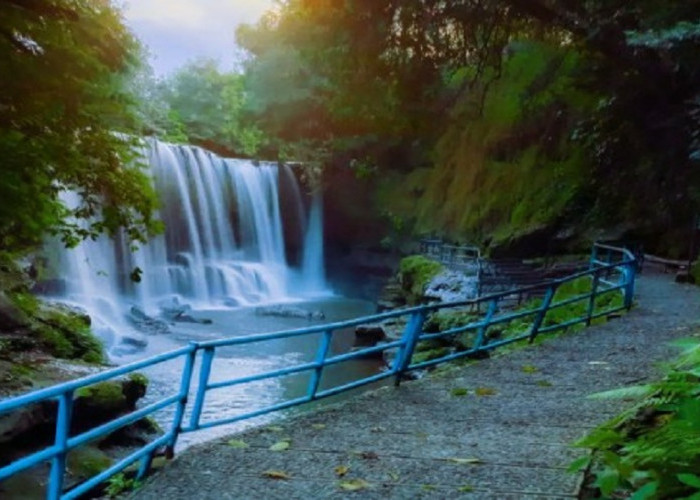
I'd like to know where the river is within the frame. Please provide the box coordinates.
[115,296,384,450]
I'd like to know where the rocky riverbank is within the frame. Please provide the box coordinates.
[353,254,481,369]
[0,256,159,499]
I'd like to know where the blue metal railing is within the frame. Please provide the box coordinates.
[0,243,636,499]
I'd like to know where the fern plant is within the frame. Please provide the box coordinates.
[573,338,700,499]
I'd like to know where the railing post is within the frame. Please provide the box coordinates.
[188,346,215,431]
[586,271,600,326]
[529,286,555,343]
[160,345,197,463]
[589,244,598,270]
[48,391,73,500]
[473,299,497,351]
[393,310,426,386]
[307,330,333,400]
[623,263,636,310]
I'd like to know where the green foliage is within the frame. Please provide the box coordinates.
[0,0,161,252]
[398,256,444,305]
[575,338,700,499]
[159,59,265,156]
[105,472,142,498]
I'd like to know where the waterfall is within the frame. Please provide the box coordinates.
[49,140,330,347]
[301,191,327,294]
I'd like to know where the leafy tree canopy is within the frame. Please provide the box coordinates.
[0,0,160,251]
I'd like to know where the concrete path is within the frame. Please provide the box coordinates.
[132,273,700,499]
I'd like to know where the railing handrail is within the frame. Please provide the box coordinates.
[0,244,637,499]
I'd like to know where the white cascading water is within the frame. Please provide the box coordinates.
[52,140,329,349]
[301,191,327,294]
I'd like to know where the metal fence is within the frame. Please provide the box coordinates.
[0,243,636,499]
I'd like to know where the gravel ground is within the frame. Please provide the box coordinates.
[131,272,700,499]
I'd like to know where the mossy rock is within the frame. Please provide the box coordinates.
[72,374,148,431]
[66,445,113,481]
[34,304,104,364]
[424,310,478,333]
[398,255,444,305]
[411,347,450,364]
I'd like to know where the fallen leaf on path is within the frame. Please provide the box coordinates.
[262,470,291,480]
[458,485,474,492]
[421,484,436,491]
[311,423,326,430]
[227,439,249,449]
[521,364,539,374]
[338,479,371,491]
[475,387,497,396]
[446,457,482,465]
[537,380,553,387]
[269,440,291,451]
[334,465,349,477]
[451,387,469,397]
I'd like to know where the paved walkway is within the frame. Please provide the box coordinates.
[133,273,700,499]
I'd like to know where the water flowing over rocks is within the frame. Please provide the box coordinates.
[424,270,478,303]
[41,140,329,354]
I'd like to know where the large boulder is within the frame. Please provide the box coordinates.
[354,324,388,346]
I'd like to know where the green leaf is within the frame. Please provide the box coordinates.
[567,456,591,473]
[595,469,620,496]
[451,387,469,396]
[227,439,249,449]
[588,385,654,400]
[269,441,291,451]
[521,364,539,374]
[458,485,474,493]
[678,474,700,489]
[446,457,482,465]
[338,479,371,491]
[629,481,658,500]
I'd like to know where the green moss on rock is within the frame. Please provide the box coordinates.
[66,445,113,480]
[35,306,104,363]
[76,381,127,412]
[398,255,444,305]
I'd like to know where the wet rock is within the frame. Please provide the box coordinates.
[223,297,240,307]
[111,335,149,356]
[255,305,325,320]
[157,298,212,324]
[354,324,387,346]
[424,270,478,303]
[129,306,170,334]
